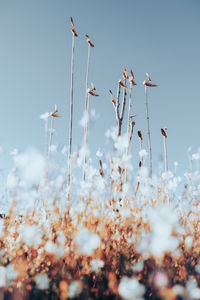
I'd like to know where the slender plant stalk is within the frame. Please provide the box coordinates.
[139,137,143,165]
[115,82,121,137]
[145,85,152,177]
[48,116,55,157]
[45,117,49,157]
[163,137,168,172]
[164,136,168,172]
[67,33,75,186]
[125,121,135,182]
[112,80,127,137]
[85,44,91,111]
[127,82,133,139]
[120,79,127,123]
[83,93,91,180]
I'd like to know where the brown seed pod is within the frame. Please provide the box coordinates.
[87,89,99,96]
[123,66,129,79]
[99,160,103,169]
[70,17,74,27]
[137,130,143,140]
[146,72,151,81]
[70,27,78,37]
[130,70,135,79]
[91,83,96,90]
[86,35,94,47]
[51,113,61,118]
[143,80,157,87]
[161,128,167,138]
[119,80,130,90]
[129,79,137,85]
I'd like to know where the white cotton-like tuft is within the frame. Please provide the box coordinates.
[75,228,100,255]
[147,205,180,258]
[154,272,168,288]
[14,148,46,186]
[40,112,50,121]
[114,134,128,152]
[79,112,87,128]
[118,276,145,300]
[139,149,148,159]
[185,236,193,250]
[96,148,103,158]
[35,273,49,290]
[6,264,18,281]
[22,225,43,247]
[91,259,104,272]
[6,170,18,189]
[0,267,6,287]
[68,281,82,298]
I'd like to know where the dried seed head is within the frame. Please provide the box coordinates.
[70,18,78,37]
[119,80,130,90]
[70,17,74,27]
[87,89,99,96]
[123,66,129,79]
[70,26,78,37]
[130,70,135,79]
[146,72,151,81]
[99,160,103,169]
[86,35,94,47]
[91,83,96,90]
[161,128,167,138]
[137,130,143,140]
[143,80,157,87]
[139,161,142,168]
[51,113,60,118]
[129,79,137,85]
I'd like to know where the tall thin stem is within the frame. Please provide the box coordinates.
[139,138,143,166]
[83,93,91,180]
[67,34,75,186]
[85,44,91,112]
[145,85,152,177]
[127,82,133,139]
[48,116,54,157]
[163,136,168,172]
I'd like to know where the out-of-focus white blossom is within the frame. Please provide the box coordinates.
[40,112,50,121]
[75,228,100,255]
[0,267,6,287]
[14,149,46,186]
[68,281,82,298]
[35,273,49,290]
[118,276,145,300]
[91,259,104,272]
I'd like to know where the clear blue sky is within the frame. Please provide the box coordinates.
[0,0,200,175]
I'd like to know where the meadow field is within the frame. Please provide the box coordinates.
[0,16,200,300]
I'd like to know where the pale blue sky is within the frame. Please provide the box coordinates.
[0,0,200,175]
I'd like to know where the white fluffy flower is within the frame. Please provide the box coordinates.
[40,112,50,121]
[14,148,46,186]
[68,281,82,298]
[0,267,6,287]
[75,228,100,255]
[35,274,49,290]
[118,276,145,300]
[91,259,104,272]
